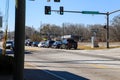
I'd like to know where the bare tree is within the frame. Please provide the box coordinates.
[25,26,35,39]
[111,14,120,41]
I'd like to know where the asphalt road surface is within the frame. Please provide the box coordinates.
[24,47,120,80]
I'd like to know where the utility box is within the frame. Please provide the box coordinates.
[91,36,99,48]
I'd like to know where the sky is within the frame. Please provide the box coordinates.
[0,0,120,31]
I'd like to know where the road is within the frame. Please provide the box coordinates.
[24,47,120,80]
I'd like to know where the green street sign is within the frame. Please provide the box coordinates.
[81,11,100,14]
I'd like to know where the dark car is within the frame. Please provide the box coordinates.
[52,41,62,48]
[6,40,14,50]
[32,42,39,47]
[60,38,78,49]
[44,40,55,48]
[25,41,33,46]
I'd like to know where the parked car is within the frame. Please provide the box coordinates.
[44,40,55,48]
[25,41,33,46]
[38,41,46,47]
[52,41,62,48]
[60,38,78,49]
[6,40,14,50]
[32,42,39,47]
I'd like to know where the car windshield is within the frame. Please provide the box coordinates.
[50,41,55,44]
[62,39,68,44]
[56,41,62,44]
[40,41,45,44]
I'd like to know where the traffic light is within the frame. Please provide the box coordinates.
[54,0,60,2]
[60,6,64,15]
[45,6,51,15]
[103,25,107,29]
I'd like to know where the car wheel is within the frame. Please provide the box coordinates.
[61,44,66,49]
[10,46,13,50]
[74,45,77,49]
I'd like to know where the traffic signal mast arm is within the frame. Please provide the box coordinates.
[51,10,106,15]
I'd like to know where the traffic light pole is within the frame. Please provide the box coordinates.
[105,9,120,48]
[13,0,25,80]
[106,12,109,48]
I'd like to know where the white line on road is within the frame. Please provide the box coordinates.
[43,70,67,80]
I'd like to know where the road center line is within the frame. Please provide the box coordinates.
[89,64,108,69]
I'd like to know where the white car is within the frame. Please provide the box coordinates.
[6,40,14,50]
[38,41,45,47]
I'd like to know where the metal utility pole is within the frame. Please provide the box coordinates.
[62,23,65,37]
[106,12,109,48]
[13,0,26,80]
[105,9,120,48]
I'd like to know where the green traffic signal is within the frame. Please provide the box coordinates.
[45,6,51,15]
[60,6,64,15]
